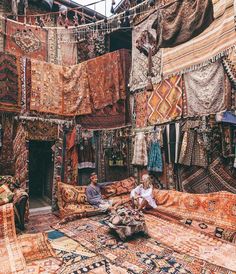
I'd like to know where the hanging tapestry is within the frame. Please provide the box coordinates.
[77,32,106,63]
[0,204,26,274]
[57,29,78,66]
[209,157,236,193]
[30,59,63,115]
[62,62,92,116]
[13,123,28,189]
[183,61,230,117]
[222,47,236,89]
[129,10,162,92]
[0,52,21,113]
[152,0,213,50]
[78,131,95,170]
[134,92,148,128]
[0,115,14,175]
[132,132,148,166]
[162,3,236,77]
[148,75,182,125]
[48,29,58,64]
[87,49,130,110]
[220,124,235,158]
[76,100,127,129]
[5,20,48,61]
[24,120,58,141]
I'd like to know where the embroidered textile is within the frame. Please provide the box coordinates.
[0,203,26,274]
[5,20,48,61]
[134,92,148,128]
[0,52,21,113]
[78,136,95,169]
[18,232,55,262]
[152,0,213,50]
[76,100,127,129]
[148,75,183,125]
[153,189,236,230]
[132,132,148,166]
[147,141,162,172]
[87,49,129,110]
[145,214,236,272]
[129,11,162,92]
[183,61,229,117]
[163,3,236,77]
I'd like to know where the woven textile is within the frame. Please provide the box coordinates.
[13,123,28,189]
[148,75,183,125]
[0,52,21,113]
[18,233,55,263]
[129,11,162,92]
[145,214,236,272]
[222,47,236,89]
[57,29,78,66]
[62,62,92,116]
[134,92,148,128]
[76,100,127,129]
[0,203,26,274]
[163,2,236,77]
[87,49,129,110]
[152,0,213,50]
[24,120,58,141]
[147,141,163,172]
[55,216,233,274]
[5,21,48,61]
[183,61,229,117]
[0,184,14,206]
[132,132,148,166]
[153,190,236,230]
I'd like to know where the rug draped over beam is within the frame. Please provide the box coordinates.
[162,1,236,77]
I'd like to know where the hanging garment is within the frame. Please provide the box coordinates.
[216,111,236,125]
[222,48,236,89]
[132,132,148,166]
[162,123,180,164]
[78,137,95,169]
[148,141,163,172]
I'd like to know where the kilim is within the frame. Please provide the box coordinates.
[163,2,236,77]
[148,75,182,125]
[132,132,148,166]
[5,20,48,61]
[183,61,230,117]
[0,203,26,274]
[134,92,148,128]
[55,216,234,274]
[129,10,162,92]
[152,0,213,49]
[222,47,236,89]
[153,189,236,230]
[0,52,21,113]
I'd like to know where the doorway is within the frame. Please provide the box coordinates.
[29,140,54,209]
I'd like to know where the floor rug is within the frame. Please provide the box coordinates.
[18,232,55,262]
[54,217,234,274]
[0,203,26,274]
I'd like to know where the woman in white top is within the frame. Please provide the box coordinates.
[130,174,157,211]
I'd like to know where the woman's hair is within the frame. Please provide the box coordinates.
[142,174,152,189]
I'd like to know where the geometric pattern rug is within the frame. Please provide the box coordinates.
[54,215,235,274]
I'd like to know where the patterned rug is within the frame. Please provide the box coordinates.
[147,75,183,125]
[0,52,21,113]
[162,1,236,77]
[54,216,234,273]
[0,203,26,274]
[5,20,48,61]
[134,92,148,128]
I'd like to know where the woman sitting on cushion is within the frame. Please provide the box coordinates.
[130,174,157,211]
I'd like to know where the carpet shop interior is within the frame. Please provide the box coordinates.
[1,0,236,273]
